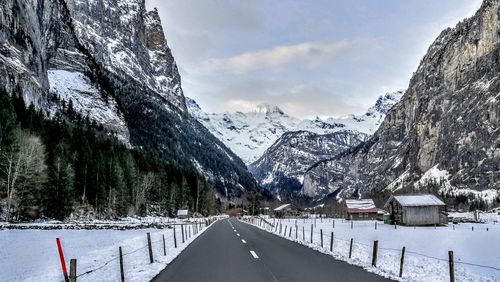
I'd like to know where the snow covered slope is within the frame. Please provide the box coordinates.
[187,91,403,164]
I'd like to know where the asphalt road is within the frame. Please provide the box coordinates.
[152,218,391,282]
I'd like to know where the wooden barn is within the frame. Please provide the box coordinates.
[273,204,300,218]
[344,199,381,220]
[384,195,446,226]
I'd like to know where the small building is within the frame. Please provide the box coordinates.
[273,203,300,218]
[384,194,446,226]
[345,199,381,220]
[177,209,189,219]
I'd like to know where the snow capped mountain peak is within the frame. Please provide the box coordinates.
[254,103,286,116]
[187,90,404,164]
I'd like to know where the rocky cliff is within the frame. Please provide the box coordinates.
[0,0,260,200]
[303,0,500,207]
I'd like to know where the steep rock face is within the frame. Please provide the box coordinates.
[0,0,260,200]
[304,0,500,204]
[250,130,367,201]
[187,91,402,164]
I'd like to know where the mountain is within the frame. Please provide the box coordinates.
[247,92,402,201]
[250,130,367,201]
[0,0,260,201]
[303,0,500,208]
[186,90,403,164]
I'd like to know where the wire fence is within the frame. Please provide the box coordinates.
[56,217,221,282]
[244,216,500,281]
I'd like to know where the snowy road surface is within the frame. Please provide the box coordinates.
[152,218,390,282]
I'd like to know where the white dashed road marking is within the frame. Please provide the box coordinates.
[241,239,246,244]
[250,250,259,259]
[237,233,240,236]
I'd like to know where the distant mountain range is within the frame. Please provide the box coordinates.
[187,91,404,164]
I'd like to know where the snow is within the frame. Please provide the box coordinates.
[274,204,291,211]
[390,195,445,207]
[345,199,376,210]
[186,90,404,164]
[0,217,223,282]
[244,217,500,281]
[47,69,131,146]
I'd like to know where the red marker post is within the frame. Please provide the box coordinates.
[56,238,69,282]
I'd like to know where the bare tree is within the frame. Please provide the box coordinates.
[136,172,156,215]
[1,132,47,221]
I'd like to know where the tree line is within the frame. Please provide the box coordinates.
[0,90,221,222]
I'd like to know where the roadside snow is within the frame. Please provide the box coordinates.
[243,217,500,282]
[0,217,222,282]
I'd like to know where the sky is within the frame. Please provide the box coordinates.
[146,0,482,118]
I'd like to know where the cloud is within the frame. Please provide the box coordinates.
[200,41,350,73]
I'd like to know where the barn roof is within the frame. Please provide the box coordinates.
[274,204,291,211]
[345,199,378,213]
[387,195,445,207]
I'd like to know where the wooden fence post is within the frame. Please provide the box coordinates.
[351,221,353,229]
[288,226,292,237]
[302,226,305,241]
[349,238,353,258]
[399,246,405,278]
[147,232,154,264]
[320,229,323,248]
[69,259,77,282]
[295,225,298,239]
[119,247,125,282]
[449,251,455,282]
[284,225,288,236]
[174,226,177,248]
[162,234,166,256]
[372,240,378,267]
[375,221,377,230]
[181,224,185,243]
[310,224,313,243]
[330,232,334,252]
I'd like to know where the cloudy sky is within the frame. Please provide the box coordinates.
[146,0,482,118]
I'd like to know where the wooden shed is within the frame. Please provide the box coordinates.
[344,199,381,220]
[177,209,189,219]
[273,203,300,218]
[384,194,446,226]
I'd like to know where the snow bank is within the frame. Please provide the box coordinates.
[243,217,500,282]
[0,217,223,281]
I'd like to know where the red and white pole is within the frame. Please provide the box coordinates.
[56,238,69,282]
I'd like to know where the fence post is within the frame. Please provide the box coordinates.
[372,240,378,267]
[147,233,154,264]
[320,229,323,248]
[375,221,377,230]
[399,246,405,278]
[332,219,335,229]
[119,247,125,282]
[288,226,292,237]
[174,226,177,248]
[69,259,77,282]
[351,221,353,229]
[182,224,185,243]
[310,224,313,243]
[284,225,288,236]
[162,234,166,256]
[302,226,305,241]
[349,238,353,258]
[56,238,69,282]
[449,251,455,282]
[330,232,334,252]
[295,225,298,239]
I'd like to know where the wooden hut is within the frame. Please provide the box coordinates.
[273,203,300,218]
[344,199,381,220]
[384,194,446,226]
[177,209,189,219]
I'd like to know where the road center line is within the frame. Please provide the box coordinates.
[250,250,259,259]
[241,239,246,244]
[237,233,240,236]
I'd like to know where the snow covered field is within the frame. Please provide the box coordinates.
[244,216,500,282]
[0,217,221,282]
